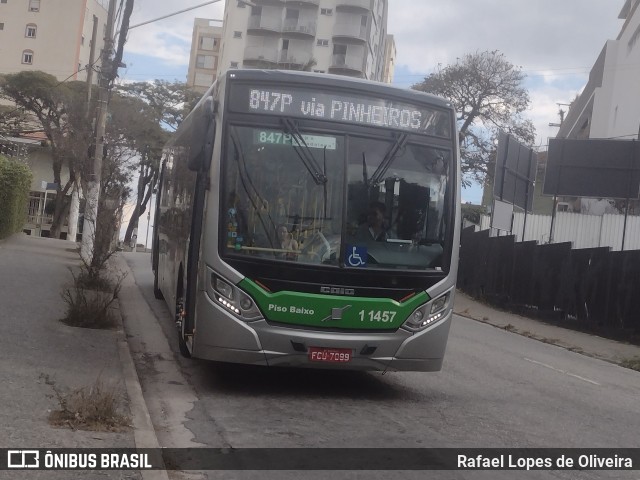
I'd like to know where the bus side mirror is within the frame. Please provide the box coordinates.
[188,96,216,172]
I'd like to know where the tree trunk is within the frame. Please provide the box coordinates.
[124,204,140,244]
[123,164,156,243]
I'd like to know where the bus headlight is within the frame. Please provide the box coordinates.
[214,277,234,300]
[210,272,262,321]
[404,291,451,331]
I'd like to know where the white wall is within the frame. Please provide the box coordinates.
[590,6,640,139]
[480,211,640,251]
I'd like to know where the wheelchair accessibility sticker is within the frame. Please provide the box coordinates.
[345,245,367,267]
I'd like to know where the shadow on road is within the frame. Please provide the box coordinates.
[189,360,432,401]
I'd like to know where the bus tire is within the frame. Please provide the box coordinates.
[153,271,164,300]
[178,332,192,358]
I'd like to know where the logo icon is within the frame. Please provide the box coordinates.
[8,450,40,469]
[345,245,367,267]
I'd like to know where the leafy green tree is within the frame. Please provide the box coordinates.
[115,80,198,243]
[0,71,94,237]
[412,50,535,187]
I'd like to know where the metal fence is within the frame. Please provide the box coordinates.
[480,211,640,251]
[458,227,640,340]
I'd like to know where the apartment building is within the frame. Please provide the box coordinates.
[187,18,224,93]
[217,0,392,83]
[557,0,640,141]
[0,0,109,239]
[0,0,109,82]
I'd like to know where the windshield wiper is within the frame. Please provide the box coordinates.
[369,133,409,186]
[230,129,277,248]
[281,118,328,185]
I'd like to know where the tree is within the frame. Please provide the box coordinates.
[115,80,198,244]
[116,80,200,132]
[412,50,535,187]
[0,71,95,237]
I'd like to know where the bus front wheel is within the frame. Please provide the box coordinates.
[175,299,192,358]
[153,270,164,300]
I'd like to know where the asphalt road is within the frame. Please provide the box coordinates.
[121,252,640,480]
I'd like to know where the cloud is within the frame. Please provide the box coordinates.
[123,0,226,66]
[388,0,623,75]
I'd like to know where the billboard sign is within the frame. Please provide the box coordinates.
[494,131,537,212]
[544,138,640,199]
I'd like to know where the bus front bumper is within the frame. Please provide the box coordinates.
[192,292,451,372]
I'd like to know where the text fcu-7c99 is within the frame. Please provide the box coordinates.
[152,70,461,371]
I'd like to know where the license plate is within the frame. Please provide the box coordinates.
[308,347,352,363]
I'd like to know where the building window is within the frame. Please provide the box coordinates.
[196,54,215,69]
[29,0,40,12]
[199,36,217,50]
[313,70,325,73]
[0,0,6,4]
[22,50,34,64]
[0,23,4,30]
[230,61,239,68]
[25,24,37,37]
[194,72,214,87]
[316,39,329,47]
[81,35,85,45]
[237,0,246,6]
[321,8,332,15]
[233,31,242,38]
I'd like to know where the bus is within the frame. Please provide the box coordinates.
[152,69,460,372]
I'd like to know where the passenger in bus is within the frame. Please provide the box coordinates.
[355,201,395,242]
[277,224,299,260]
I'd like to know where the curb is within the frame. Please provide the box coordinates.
[114,301,170,480]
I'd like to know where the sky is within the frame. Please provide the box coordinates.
[116,0,627,243]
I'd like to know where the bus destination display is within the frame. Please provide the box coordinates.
[229,84,451,138]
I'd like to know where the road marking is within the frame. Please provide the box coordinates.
[523,358,601,386]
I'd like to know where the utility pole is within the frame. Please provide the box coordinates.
[80,0,117,263]
[68,15,99,244]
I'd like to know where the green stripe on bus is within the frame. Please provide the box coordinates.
[239,278,429,331]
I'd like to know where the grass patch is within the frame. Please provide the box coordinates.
[620,356,640,372]
[41,374,130,432]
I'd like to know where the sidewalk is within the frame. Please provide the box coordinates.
[0,234,162,480]
[453,290,640,367]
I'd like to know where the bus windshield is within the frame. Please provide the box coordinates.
[222,125,451,270]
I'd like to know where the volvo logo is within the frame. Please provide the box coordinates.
[320,286,355,296]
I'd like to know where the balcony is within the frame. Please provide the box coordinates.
[282,19,317,37]
[284,0,320,5]
[243,46,279,65]
[247,14,282,34]
[332,22,367,42]
[336,0,371,11]
[329,53,365,75]
[278,49,313,67]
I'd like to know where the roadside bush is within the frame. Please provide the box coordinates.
[0,155,32,239]
[61,267,124,330]
[41,374,130,432]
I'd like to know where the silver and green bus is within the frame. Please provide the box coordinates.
[152,69,460,371]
